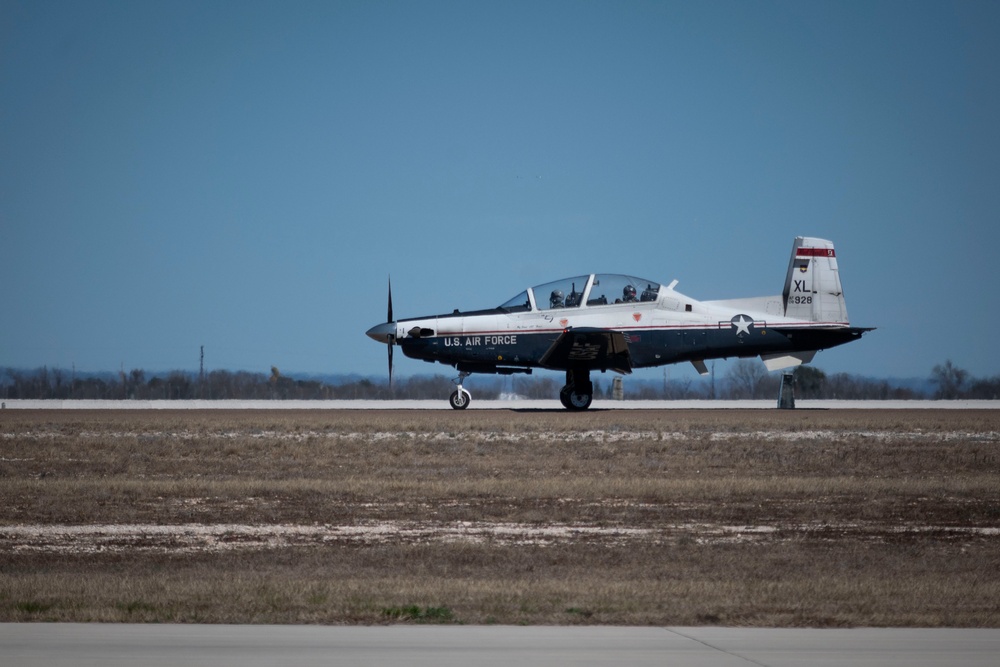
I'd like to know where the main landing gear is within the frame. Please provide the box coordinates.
[446,368,594,411]
[449,370,472,410]
[559,368,593,411]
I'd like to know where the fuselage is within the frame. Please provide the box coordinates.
[366,273,865,376]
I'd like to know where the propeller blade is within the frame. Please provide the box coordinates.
[387,276,394,385]
[387,276,393,323]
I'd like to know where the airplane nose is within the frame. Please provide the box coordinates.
[366,321,396,343]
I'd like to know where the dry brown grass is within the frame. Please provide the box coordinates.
[1,408,998,625]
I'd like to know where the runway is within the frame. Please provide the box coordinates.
[4,398,999,409]
[1,625,998,666]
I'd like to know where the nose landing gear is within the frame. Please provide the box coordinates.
[450,370,472,410]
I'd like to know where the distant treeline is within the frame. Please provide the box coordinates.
[3,360,997,401]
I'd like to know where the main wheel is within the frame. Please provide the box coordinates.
[449,389,471,410]
[559,386,593,411]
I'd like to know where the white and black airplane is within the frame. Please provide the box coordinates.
[366,237,872,410]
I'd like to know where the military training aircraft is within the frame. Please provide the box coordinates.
[366,237,872,410]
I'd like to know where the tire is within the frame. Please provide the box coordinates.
[449,389,471,410]
[559,386,592,411]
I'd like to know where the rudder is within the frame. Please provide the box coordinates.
[782,237,849,324]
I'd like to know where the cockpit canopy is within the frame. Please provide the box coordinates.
[499,274,662,313]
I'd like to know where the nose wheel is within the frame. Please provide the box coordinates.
[449,389,471,409]
[450,370,472,410]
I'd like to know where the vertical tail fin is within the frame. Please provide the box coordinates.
[782,237,849,324]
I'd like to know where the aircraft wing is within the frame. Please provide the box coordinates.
[538,327,633,374]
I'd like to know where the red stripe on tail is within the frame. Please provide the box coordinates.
[796,247,836,257]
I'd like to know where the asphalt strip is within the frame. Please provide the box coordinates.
[1,624,998,667]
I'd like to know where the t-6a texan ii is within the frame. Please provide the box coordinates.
[366,237,872,410]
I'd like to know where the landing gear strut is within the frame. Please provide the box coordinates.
[449,370,472,410]
[559,368,593,411]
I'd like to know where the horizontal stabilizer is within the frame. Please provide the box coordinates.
[761,350,816,372]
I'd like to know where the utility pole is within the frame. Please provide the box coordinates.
[199,345,205,399]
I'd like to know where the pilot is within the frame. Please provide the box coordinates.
[549,289,565,308]
[622,285,638,303]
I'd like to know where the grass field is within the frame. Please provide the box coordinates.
[1,408,998,626]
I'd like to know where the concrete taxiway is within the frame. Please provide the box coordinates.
[1,625,999,666]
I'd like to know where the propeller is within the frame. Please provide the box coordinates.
[387,277,394,385]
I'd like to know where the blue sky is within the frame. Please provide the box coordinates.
[3,0,999,383]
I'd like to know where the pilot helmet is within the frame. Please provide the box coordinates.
[550,289,564,305]
[624,285,637,299]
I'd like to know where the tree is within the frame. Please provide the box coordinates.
[128,369,145,399]
[931,360,968,399]
[726,359,769,399]
[967,376,1000,399]
[513,376,559,399]
[793,366,827,399]
[165,371,192,400]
